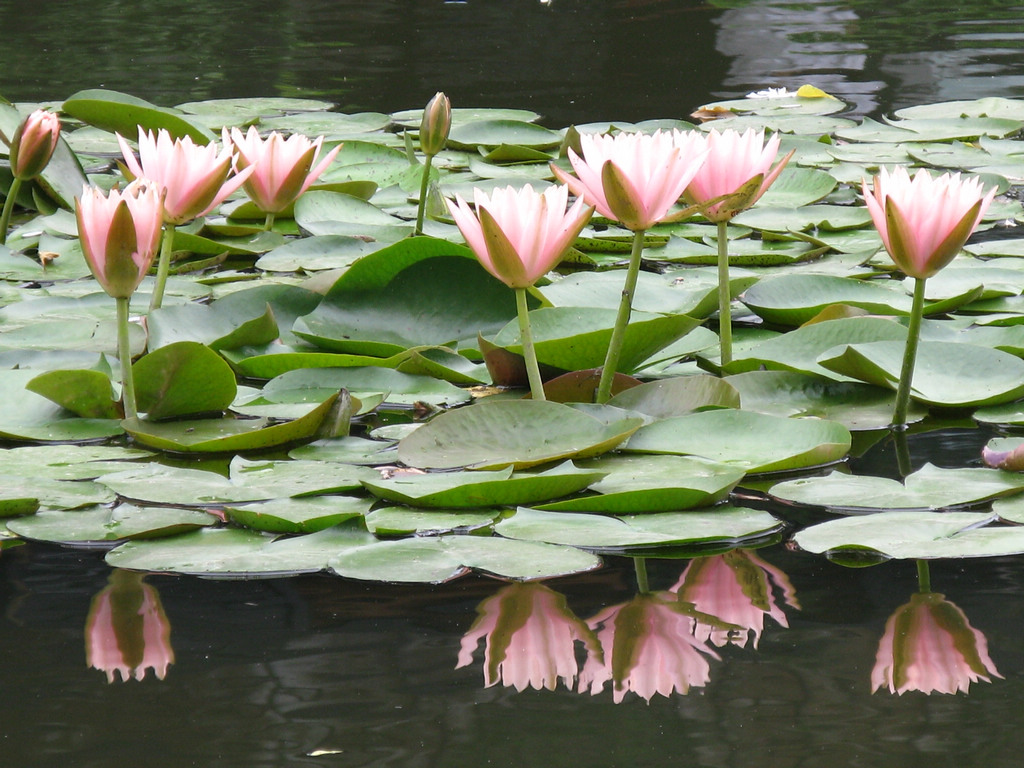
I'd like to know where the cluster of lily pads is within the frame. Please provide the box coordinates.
[6,88,1024,581]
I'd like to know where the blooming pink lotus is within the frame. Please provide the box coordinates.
[872,591,1001,695]
[117,128,253,225]
[8,109,61,181]
[457,582,600,692]
[225,125,341,215]
[75,179,164,299]
[673,549,799,649]
[551,129,708,232]
[579,591,720,703]
[447,183,594,289]
[862,166,996,280]
[85,570,175,683]
[683,127,791,222]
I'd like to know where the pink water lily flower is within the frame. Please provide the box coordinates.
[117,128,253,225]
[683,127,791,222]
[551,129,708,231]
[225,125,341,214]
[447,183,594,288]
[863,166,996,279]
[872,592,1001,695]
[75,179,164,299]
[9,109,61,181]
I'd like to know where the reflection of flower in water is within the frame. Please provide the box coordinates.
[872,591,1001,695]
[457,582,600,692]
[579,591,721,703]
[673,549,799,649]
[85,570,174,683]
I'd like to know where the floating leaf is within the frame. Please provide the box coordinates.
[6,504,216,547]
[133,341,238,420]
[63,88,215,143]
[397,400,644,470]
[222,495,374,534]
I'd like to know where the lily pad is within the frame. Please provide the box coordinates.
[6,504,216,547]
[495,505,783,551]
[133,341,238,420]
[363,507,499,536]
[63,88,215,143]
[769,464,1024,512]
[397,399,644,470]
[624,410,851,474]
[606,375,740,419]
[222,495,374,534]
[792,510,1024,560]
[362,461,605,509]
[0,370,123,443]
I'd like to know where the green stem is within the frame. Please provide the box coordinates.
[415,153,434,236]
[149,224,176,312]
[916,560,931,594]
[892,276,927,429]
[0,177,24,246]
[117,296,138,421]
[633,557,650,594]
[894,428,912,479]
[516,287,545,401]
[595,228,645,404]
[264,212,275,232]
[717,219,733,369]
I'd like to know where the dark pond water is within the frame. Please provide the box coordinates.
[6,1,1024,766]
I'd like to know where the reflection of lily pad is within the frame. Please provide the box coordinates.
[397,400,644,470]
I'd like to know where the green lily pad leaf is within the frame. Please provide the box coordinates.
[227,456,378,498]
[106,523,378,578]
[293,190,400,231]
[63,88,215,143]
[447,120,562,150]
[211,284,323,346]
[98,465,268,506]
[624,410,851,474]
[134,341,238,420]
[255,235,379,272]
[0,370,123,443]
[895,97,1024,121]
[390,106,541,129]
[535,455,744,513]
[727,370,926,429]
[732,204,871,233]
[288,435,397,464]
[398,399,645,470]
[770,463,1024,512]
[147,301,279,351]
[741,274,979,327]
[363,507,499,536]
[6,504,216,547]
[725,316,909,380]
[120,391,342,453]
[495,505,783,551]
[362,461,605,508]
[295,256,520,356]
[26,368,120,419]
[819,340,1024,408]
[754,167,837,207]
[792,509,1024,560]
[0,444,152,480]
[328,534,601,583]
[260,111,390,136]
[222,495,374,534]
[260,366,471,407]
[606,375,740,419]
[974,405,1024,427]
[489,307,700,374]
[0,475,115,513]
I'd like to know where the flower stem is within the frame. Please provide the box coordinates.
[0,177,24,245]
[116,295,138,421]
[596,228,645,404]
[916,560,931,594]
[892,276,927,428]
[717,219,733,369]
[633,557,650,594]
[516,287,545,401]
[264,212,275,231]
[149,224,176,312]
[415,153,434,236]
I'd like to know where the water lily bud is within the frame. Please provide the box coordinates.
[9,109,60,181]
[419,92,451,157]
